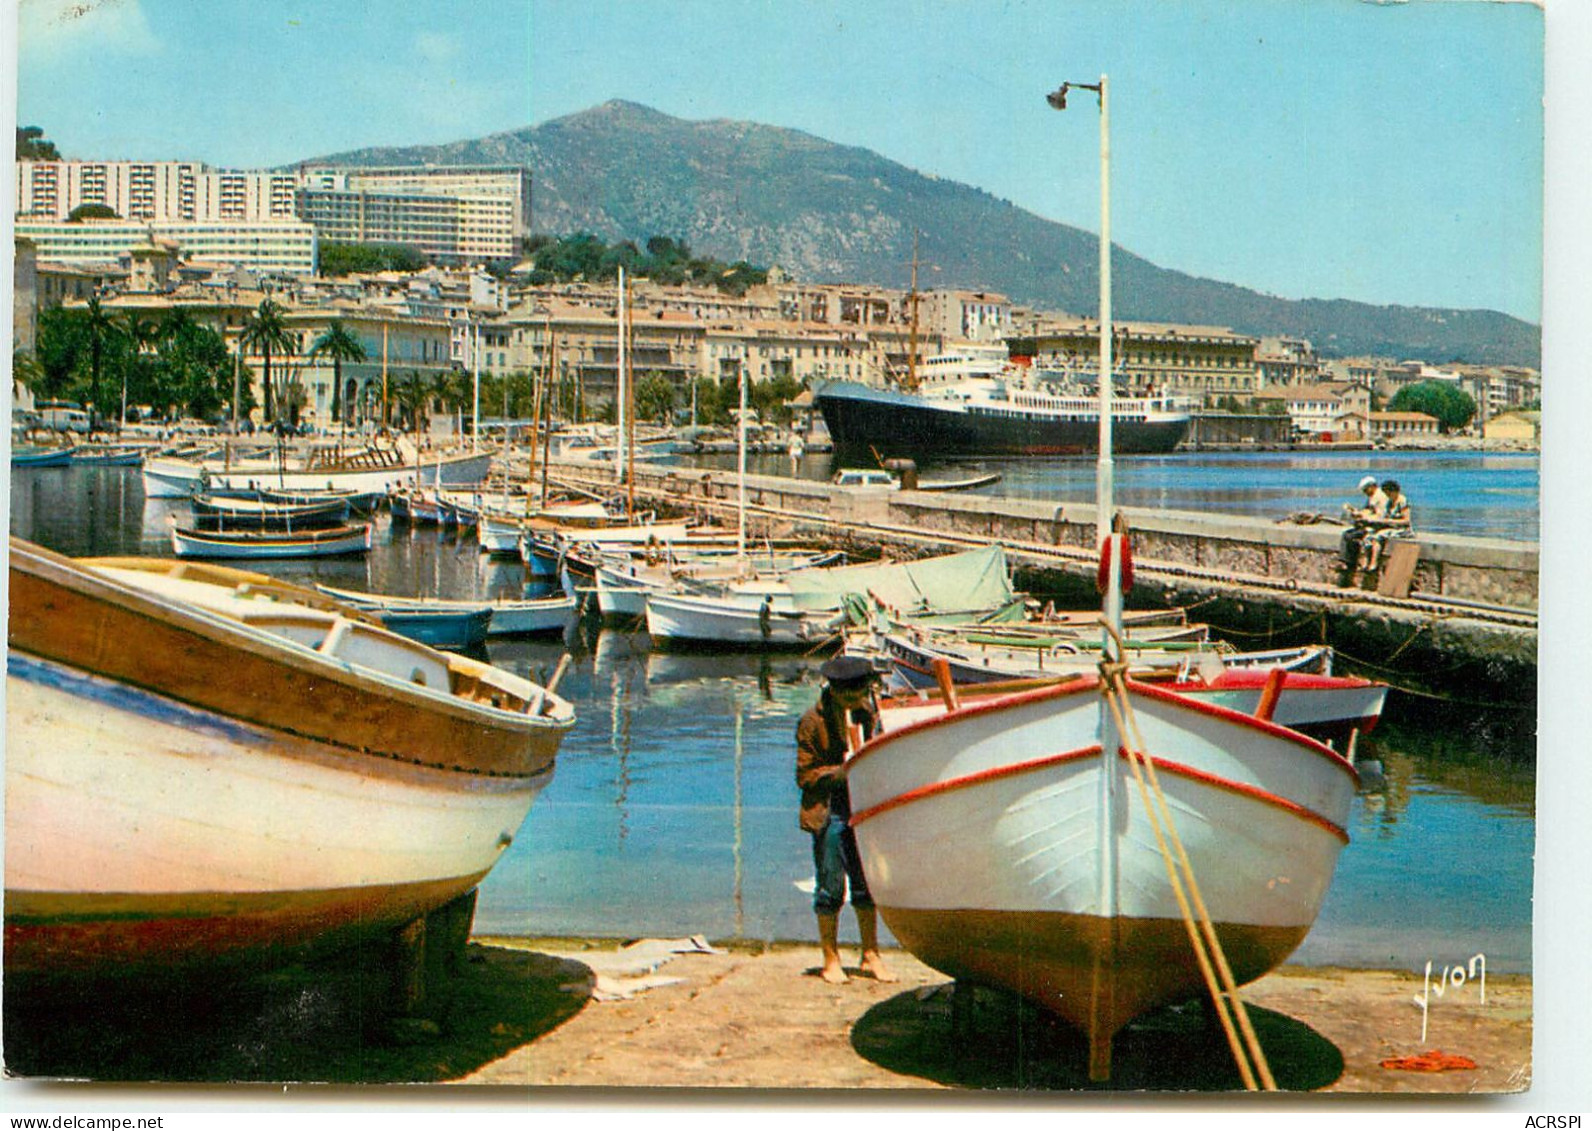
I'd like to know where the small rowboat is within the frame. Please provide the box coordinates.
[643,589,844,650]
[367,606,494,650]
[11,445,77,468]
[170,521,373,560]
[191,494,352,530]
[5,540,575,980]
[317,584,578,638]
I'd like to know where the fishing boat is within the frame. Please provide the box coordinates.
[5,540,575,979]
[317,584,578,638]
[170,521,374,560]
[141,444,494,499]
[877,665,1388,747]
[191,494,352,530]
[71,444,147,466]
[841,78,1355,1086]
[10,445,77,468]
[643,590,846,650]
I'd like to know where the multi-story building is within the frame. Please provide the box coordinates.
[916,289,1013,342]
[16,160,298,223]
[13,217,317,276]
[294,165,532,265]
[1254,336,1322,386]
[1011,319,1260,402]
[1250,382,1372,438]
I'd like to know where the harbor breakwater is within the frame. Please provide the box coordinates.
[551,459,1539,715]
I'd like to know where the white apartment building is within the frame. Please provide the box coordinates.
[916,289,1013,342]
[294,166,532,264]
[13,218,317,275]
[16,161,298,222]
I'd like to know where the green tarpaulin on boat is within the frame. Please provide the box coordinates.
[783,545,1014,618]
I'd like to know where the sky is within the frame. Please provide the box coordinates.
[7,0,1547,321]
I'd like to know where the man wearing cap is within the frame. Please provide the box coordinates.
[795,655,896,984]
[1341,474,1389,574]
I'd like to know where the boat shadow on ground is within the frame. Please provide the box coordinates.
[2,944,590,1084]
[850,983,1344,1092]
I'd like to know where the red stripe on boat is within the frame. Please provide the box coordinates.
[848,676,1098,771]
[850,745,1104,826]
[1122,749,1351,844]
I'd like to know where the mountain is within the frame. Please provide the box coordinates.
[309,101,1539,368]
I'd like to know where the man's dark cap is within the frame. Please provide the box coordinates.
[820,655,876,688]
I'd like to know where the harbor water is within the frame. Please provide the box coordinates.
[683,448,1541,542]
[7,461,1538,975]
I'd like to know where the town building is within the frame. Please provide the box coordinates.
[13,217,318,275]
[1368,410,1442,440]
[294,165,532,265]
[16,160,298,223]
[1010,319,1260,402]
[1249,382,1372,439]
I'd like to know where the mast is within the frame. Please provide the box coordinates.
[905,231,920,392]
[616,265,628,488]
[541,332,556,510]
[626,276,637,520]
[471,318,481,453]
[737,357,748,566]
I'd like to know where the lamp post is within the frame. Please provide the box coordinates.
[1046,75,1118,645]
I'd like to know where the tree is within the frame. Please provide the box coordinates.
[751,373,802,426]
[392,370,433,439]
[239,299,295,423]
[1387,380,1476,433]
[16,126,61,161]
[68,203,120,222]
[634,374,678,423]
[309,320,368,437]
[81,296,119,435]
[318,242,429,276]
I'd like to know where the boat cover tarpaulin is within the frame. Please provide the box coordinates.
[783,546,1014,617]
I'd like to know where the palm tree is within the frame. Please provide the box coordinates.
[308,320,367,442]
[392,369,432,445]
[238,299,294,424]
[117,312,159,428]
[82,295,118,437]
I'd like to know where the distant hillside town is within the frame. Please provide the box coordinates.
[11,151,1541,446]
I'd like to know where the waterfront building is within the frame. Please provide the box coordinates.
[13,217,317,275]
[13,237,39,355]
[294,165,532,266]
[1255,336,1323,386]
[1010,319,1260,402]
[915,289,1014,343]
[1249,382,1371,439]
[1483,410,1541,445]
[1369,410,1442,440]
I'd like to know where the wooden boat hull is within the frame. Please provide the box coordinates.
[5,541,574,978]
[644,590,839,649]
[141,450,494,498]
[847,677,1355,1067]
[171,522,373,559]
[11,446,77,468]
[374,607,494,649]
[317,584,578,638]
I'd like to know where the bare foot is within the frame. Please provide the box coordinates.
[819,960,849,984]
[860,951,898,983]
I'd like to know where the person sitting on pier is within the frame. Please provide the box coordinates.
[1341,474,1389,572]
[795,655,896,985]
[1362,479,1413,571]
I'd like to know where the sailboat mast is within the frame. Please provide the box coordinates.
[626,276,637,520]
[906,231,920,392]
[616,265,628,488]
[541,331,556,510]
[737,359,748,563]
[1093,75,1120,648]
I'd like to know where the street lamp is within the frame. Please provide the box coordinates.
[1046,74,1119,643]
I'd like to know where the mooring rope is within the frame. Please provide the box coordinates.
[1099,623,1277,1091]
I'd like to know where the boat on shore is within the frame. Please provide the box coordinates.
[170,521,374,560]
[4,540,575,980]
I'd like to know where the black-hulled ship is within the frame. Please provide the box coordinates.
[815,350,1191,459]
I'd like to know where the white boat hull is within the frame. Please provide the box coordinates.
[846,677,1356,1064]
[142,451,494,499]
[644,590,840,648]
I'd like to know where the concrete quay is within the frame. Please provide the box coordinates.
[552,460,1539,710]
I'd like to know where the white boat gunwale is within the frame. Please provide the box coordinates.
[848,672,1356,785]
[11,543,572,779]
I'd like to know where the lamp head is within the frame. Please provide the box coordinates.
[1046,84,1070,111]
